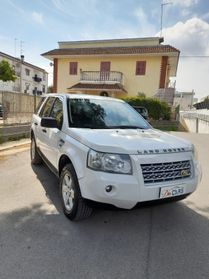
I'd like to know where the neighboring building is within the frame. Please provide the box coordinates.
[0,51,48,95]
[42,37,180,98]
[194,97,209,110]
[173,91,195,110]
[200,95,209,102]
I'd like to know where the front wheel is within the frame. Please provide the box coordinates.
[60,163,93,221]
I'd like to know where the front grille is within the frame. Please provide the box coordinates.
[141,160,192,184]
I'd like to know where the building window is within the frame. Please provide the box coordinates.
[69,62,78,75]
[25,68,30,76]
[24,83,30,93]
[43,85,45,93]
[136,61,146,75]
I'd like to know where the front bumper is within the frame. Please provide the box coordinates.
[79,152,201,209]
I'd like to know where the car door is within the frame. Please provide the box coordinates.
[37,97,56,156]
[32,97,46,144]
[43,97,64,168]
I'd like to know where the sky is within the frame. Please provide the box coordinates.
[0,0,209,100]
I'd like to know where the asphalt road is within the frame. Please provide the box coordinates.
[0,132,209,279]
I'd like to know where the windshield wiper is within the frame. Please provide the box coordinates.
[107,125,146,129]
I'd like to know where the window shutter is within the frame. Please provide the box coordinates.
[136,61,146,75]
[100,61,111,72]
[69,62,78,75]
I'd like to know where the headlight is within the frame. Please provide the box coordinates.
[87,149,132,174]
[191,144,198,160]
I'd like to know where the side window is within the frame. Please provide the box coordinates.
[50,98,63,130]
[39,97,55,117]
[35,97,46,114]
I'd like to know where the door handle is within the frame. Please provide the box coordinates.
[58,138,65,147]
[42,129,47,133]
[34,122,38,126]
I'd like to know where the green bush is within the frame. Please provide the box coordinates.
[122,97,171,120]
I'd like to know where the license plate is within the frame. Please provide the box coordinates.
[159,185,184,199]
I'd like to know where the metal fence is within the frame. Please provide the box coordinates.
[0,91,41,126]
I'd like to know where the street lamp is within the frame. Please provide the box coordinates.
[160,2,172,37]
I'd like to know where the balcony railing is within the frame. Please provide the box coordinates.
[33,75,42,82]
[80,71,123,84]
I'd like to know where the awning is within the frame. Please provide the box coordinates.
[67,83,127,93]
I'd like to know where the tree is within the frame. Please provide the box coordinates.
[47,85,53,93]
[0,60,16,82]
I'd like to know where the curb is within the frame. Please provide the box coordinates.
[0,141,31,153]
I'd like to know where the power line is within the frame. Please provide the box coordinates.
[180,55,209,58]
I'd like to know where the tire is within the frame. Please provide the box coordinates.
[60,163,93,221]
[30,136,42,165]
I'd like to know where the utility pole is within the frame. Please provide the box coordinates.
[160,2,172,37]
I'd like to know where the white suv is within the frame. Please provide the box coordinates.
[31,94,201,221]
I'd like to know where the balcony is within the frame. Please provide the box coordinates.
[80,71,123,84]
[33,75,42,82]
[33,89,42,95]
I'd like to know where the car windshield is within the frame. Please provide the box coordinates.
[67,98,150,129]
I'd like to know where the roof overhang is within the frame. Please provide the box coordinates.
[168,53,180,76]
[67,83,127,93]
[42,45,180,61]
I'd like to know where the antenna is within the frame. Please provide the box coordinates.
[160,1,172,37]
[20,40,24,56]
[14,38,18,57]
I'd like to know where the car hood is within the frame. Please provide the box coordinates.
[66,128,192,154]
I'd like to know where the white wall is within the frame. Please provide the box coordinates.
[180,110,209,134]
[174,93,194,110]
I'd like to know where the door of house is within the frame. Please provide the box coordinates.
[100,62,111,81]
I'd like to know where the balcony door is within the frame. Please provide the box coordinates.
[100,62,111,81]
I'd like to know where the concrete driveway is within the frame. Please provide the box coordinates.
[0,132,209,279]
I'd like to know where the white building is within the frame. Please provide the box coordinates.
[173,91,195,110]
[0,51,48,95]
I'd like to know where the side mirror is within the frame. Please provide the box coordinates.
[41,117,58,128]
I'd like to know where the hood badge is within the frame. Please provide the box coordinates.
[137,147,188,155]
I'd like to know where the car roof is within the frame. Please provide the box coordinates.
[43,93,124,103]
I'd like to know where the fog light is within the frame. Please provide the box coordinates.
[105,185,113,193]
